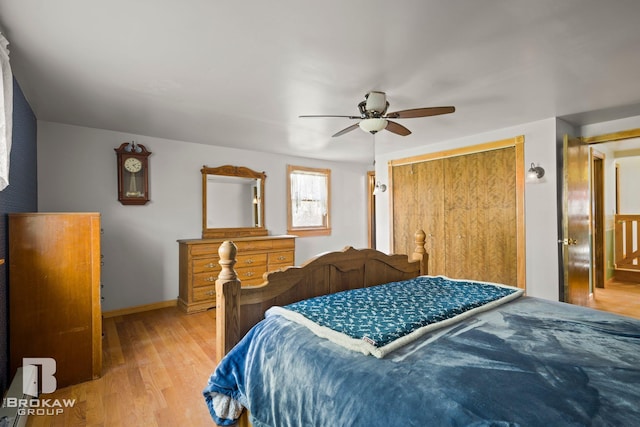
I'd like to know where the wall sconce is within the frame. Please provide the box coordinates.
[373,181,387,195]
[526,163,545,183]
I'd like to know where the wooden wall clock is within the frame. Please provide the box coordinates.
[115,142,151,205]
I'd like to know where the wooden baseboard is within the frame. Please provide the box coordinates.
[102,299,178,318]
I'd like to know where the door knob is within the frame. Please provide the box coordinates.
[558,238,577,245]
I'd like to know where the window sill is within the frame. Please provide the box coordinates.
[287,228,332,237]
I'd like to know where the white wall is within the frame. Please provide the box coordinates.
[591,141,640,221]
[580,115,640,138]
[616,156,640,214]
[374,118,561,301]
[37,121,369,311]
[615,155,640,260]
[37,115,640,310]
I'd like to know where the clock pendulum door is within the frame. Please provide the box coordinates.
[123,156,144,198]
[126,170,142,197]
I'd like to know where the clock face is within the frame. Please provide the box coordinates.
[124,157,142,173]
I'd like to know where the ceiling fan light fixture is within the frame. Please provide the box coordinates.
[359,118,388,134]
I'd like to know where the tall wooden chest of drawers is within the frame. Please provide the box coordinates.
[178,235,295,313]
[9,212,102,388]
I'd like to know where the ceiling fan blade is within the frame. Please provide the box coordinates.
[385,120,411,136]
[385,106,455,119]
[332,123,360,137]
[299,114,361,119]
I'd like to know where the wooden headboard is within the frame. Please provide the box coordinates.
[215,230,428,362]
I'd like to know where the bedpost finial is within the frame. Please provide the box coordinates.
[414,230,426,254]
[218,241,238,281]
[413,229,428,275]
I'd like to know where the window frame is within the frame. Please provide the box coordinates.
[286,165,331,237]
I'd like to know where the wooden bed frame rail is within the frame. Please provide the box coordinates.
[215,230,428,362]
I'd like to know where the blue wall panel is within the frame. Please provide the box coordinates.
[0,78,37,394]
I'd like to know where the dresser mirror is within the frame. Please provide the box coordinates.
[201,165,267,238]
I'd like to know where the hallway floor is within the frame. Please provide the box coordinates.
[587,279,640,320]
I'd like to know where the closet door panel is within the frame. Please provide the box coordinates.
[392,161,445,275]
[417,160,445,275]
[444,154,478,280]
[392,164,419,255]
[476,148,517,285]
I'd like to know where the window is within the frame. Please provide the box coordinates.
[287,165,331,236]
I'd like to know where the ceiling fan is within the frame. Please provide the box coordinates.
[299,91,455,137]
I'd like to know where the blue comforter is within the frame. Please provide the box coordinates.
[204,297,640,426]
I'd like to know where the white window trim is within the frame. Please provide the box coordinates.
[286,165,331,237]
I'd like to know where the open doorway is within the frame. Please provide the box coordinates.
[591,149,605,292]
[580,132,640,319]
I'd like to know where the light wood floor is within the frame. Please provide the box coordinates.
[27,307,217,427]
[25,280,640,426]
[587,279,640,320]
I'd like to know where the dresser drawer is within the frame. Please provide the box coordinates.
[192,257,221,274]
[268,250,294,266]
[190,244,220,257]
[236,265,267,283]
[237,253,267,267]
[193,285,216,302]
[271,238,295,250]
[235,240,273,252]
[193,271,219,287]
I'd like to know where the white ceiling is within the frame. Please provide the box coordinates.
[2,0,640,163]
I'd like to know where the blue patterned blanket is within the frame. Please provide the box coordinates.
[266,275,523,358]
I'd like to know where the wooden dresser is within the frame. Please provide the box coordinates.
[178,235,296,313]
[8,212,102,388]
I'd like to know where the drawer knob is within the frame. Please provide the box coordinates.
[245,271,254,277]
[245,259,254,264]
[205,276,216,282]
[206,290,214,296]
[277,255,286,261]
[206,262,216,268]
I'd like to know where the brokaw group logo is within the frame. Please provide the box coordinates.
[2,358,76,416]
[23,358,57,395]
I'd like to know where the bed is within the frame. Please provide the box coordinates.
[204,231,640,426]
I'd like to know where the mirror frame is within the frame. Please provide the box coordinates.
[201,165,267,239]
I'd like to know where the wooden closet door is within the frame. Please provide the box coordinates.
[444,154,479,280]
[391,142,520,286]
[392,163,418,255]
[475,148,517,285]
[392,160,445,275]
[444,148,517,284]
